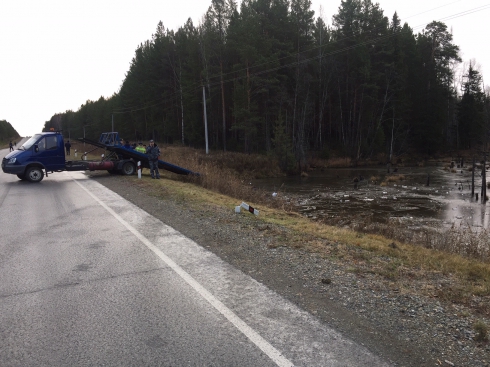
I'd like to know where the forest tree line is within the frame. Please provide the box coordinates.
[43,0,490,171]
[0,120,20,143]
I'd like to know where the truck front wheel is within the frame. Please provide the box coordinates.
[26,167,44,183]
[121,162,136,175]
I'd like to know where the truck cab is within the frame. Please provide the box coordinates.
[2,131,65,182]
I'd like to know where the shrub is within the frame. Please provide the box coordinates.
[474,320,489,342]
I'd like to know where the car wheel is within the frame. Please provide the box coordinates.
[26,167,44,182]
[122,162,136,175]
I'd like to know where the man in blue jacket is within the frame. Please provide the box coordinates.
[146,140,160,179]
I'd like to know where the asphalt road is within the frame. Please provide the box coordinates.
[0,147,391,367]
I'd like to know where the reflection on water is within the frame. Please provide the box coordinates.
[254,165,490,231]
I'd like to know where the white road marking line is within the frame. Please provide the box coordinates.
[74,179,294,367]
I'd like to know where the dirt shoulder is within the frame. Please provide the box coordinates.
[91,173,490,367]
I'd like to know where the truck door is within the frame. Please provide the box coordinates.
[34,135,65,170]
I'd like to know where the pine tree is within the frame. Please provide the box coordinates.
[458,63,486,149]
[412,21,460,153]
[272,113,295,172]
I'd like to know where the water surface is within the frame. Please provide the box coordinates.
[254,165,490,231]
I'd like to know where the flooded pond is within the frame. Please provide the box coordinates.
[254,164,490,232]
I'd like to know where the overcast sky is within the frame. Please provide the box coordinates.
[1,0,489,137]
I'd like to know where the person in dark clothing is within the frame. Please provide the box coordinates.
[123,140,131,149]
[9,141,13,152]
[65,140,71,155]
[146,140,160,179]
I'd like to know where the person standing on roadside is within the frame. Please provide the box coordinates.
[9,141,13,152]
[146,140,160,179]
[65,140,71,155]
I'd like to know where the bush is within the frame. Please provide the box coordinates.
[474,320,489,342]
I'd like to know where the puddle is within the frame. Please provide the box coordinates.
[254,165,490,231]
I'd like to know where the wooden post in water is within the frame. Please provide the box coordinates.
[472,157,475,197]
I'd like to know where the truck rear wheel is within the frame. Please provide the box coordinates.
[121,162,136,175]
[26,167,44,183]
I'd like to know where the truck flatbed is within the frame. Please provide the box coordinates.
[77,136,198,176]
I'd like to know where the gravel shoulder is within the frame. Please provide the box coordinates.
[92,173,490,367]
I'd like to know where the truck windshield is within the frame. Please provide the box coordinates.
[20,134,42,150]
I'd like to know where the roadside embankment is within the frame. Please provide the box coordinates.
[90,170,490,367]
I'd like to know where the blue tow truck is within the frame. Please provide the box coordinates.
[2,131,197,183]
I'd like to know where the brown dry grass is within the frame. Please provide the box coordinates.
[159,146,291,211]
[346,218,490,263]
[382,174,406,184]
[324,157,352,168]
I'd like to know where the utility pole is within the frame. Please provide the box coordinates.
[202,85,209,154]
[83,124,93,152]
[471,157,475,197]
[482,153,487,203]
